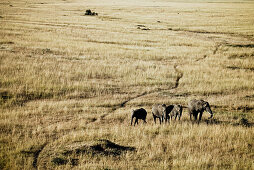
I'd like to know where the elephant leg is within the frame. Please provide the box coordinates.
[165,116,168,124]
[143,119,147,124]
[131,117,134,126]
[194,115,198,121]
[134,118,138,126]
[153,115,156,124]
[190,113,192,120]
[199,112,203,122]
[193,113,198,121]
[164,116,167,123]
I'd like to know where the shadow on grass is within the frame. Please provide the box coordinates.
[49,139,136,166]
[226,66,254,71]
[177,117,254,128]
[20,143,47,169]
[204,118,254,127]
[63,139,135,157]
[226,44,254,48]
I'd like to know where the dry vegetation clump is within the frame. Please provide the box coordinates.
[85,9,98,16]
[0,0,254,169]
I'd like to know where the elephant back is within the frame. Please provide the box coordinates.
[132,108,147,119]
[188,99,205,112]
[152,104,166,117]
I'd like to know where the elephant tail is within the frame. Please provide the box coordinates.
[131,114,134,125]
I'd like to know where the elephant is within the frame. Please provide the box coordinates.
[165,105,174,123]
[131,108,147,126]
[188,99,213,122]
[152,104,167,124]
[170,104,183,121]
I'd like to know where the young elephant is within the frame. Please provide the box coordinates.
[170,104,183,121]
[131,108,147,126]
[165,105,174,123]
[188,99,213,122]
[152,104,167,124]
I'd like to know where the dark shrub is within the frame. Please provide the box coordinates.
[85,9,98,16]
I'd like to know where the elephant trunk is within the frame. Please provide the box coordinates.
[206,107,213,119]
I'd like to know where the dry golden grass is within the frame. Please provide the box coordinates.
[0,0,254,169]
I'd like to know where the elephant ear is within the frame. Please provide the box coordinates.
[196,100,203,109]
[166,105,174,113]
[202,101,208,108]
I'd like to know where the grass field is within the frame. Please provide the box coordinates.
[0,0,254,169]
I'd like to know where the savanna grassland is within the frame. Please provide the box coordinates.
[1,0,254,169]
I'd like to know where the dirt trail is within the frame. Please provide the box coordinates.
[95,63,185,122]
[173,65,184,89]
[104,28,235,115]
[118,64,183,107]
[196,43,221,62]
[213,44,222,55]
[33,144,47,169]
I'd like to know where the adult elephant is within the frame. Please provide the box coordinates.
[152,104,167,124]
[131,108,147,126]
[188,99,213,122]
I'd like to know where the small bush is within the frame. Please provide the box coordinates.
[51,157,68,165]
[85,9,98,16]
[239,118,250,127]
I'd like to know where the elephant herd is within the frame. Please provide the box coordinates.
[131,99,213,126]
